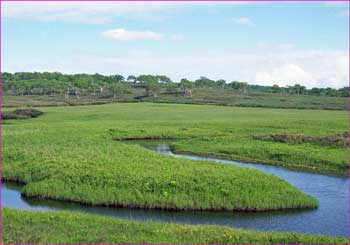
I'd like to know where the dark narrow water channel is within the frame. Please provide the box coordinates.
[3,142,349,238]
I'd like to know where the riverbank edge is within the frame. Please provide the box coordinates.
[2,178,318,212]
[169,146,348,177]
[3,208,349,244]
[114,136,347,176]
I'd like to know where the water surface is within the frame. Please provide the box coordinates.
[3,142,349,237]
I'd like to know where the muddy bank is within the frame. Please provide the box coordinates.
[2,108,43,120]
[254,132,348,147]
[2,177,27,185]
[113,136,179,141]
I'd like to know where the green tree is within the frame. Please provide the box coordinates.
[145,81,160,97]
[157,75,172,84]
[291,84,306,96]
[127,75,137,83]
[272,85,280,93]
[337,87,349,97]
[110,75,125,83]
[137,75,159,85]
[216,79,226,88]
[229,81,248,93]
[194,77,215,88]
[180,78,193,97]
[166,83,178,93]
[109,83,131,100]
[89,81,99,96]
[241,82,248,93]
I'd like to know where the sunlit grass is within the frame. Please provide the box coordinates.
[1,103,330,210]
[3,208,348,244]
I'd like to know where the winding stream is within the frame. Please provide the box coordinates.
[3,142,349,237]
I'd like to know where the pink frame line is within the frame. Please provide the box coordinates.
[0,0,349,2]
[0,0,349,245]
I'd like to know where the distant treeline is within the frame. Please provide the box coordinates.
[2,72,349,98]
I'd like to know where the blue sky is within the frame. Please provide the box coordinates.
[3,1,349,88]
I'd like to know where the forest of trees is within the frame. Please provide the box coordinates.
[2,72,349,98]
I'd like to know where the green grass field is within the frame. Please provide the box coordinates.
[3,87,347,110]
[2,103,324,211]
[108,103,347,175]
[3,208,348,244]
[150,88,348,110]
[3,102,348,243]
[3,102,347,212]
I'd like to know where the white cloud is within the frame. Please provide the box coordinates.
[101,29,184,41]
[102,29,163,41]
[253,50,348,88]
[235,17,255,26]
[2,1,255,24]
[2,2,179,24]
[255,64,313,86]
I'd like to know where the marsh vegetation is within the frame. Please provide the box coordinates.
[4,208,349,244]
[2,102,347,243]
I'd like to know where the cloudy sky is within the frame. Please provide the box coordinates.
[3,1,349,88]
